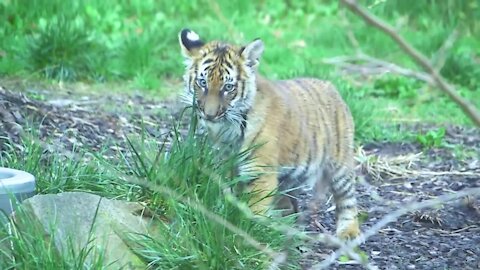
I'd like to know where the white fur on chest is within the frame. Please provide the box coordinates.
[201,119,242,145]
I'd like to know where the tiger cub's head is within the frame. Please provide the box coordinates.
[178,29,264,125]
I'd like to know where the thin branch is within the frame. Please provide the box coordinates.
[323,54,434,84]
[340,0,480,127]
[313,186,480,269]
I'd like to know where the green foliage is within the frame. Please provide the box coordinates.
[1,0,477,140]
[441,50,480,90]
[372,76,419,100]
[25,15,104,81]
[121,115,300,269]
[0,122,301,269]
[1,1,479,267]
[416,127,446,148]
[335,80,381,141]
[0,135,139,199]
[339,247,369,264]
[357,210,369,224]
[366,0,480,32]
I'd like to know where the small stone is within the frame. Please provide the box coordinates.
[407,264,416,269]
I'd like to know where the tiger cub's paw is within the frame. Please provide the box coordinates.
[336,219,360,240]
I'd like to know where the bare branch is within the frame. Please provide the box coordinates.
[312,186,480,269]
[340,0,480,127]
[323,54,434,84]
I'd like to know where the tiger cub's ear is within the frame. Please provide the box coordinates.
[179,28,205,58]
[240,38,264,68]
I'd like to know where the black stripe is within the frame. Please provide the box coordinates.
[336,203,356,211]
[334,108,341,159]
[223,67,231,77]
[291,140,300,163]
[278,168,295,184]
[239,81,246,100]
[305,144,313,167]
[311,131,318,163]
[224,60,233,70]
[278,166,309,191]
[237,63,247,99]
[202,59,213,65]
[294,166,309,186]
[236,67,241,84]
[239,110,248,141]
[333,180,353,199]
[230,89,238,100]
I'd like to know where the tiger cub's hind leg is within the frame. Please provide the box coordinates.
[330,165,360,239]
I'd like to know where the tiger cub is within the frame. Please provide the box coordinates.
[178,29,360,239]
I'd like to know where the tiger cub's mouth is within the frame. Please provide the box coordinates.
[199,110,226,123]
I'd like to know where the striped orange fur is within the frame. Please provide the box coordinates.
[178,29,360,239]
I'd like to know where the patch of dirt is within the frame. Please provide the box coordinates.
[0,84,188,159]
[1,83,479,269]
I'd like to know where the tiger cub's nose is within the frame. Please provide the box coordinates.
[205,113,217,121]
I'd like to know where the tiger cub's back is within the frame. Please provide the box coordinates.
[251,76,355,172]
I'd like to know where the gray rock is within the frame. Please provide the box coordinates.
[18,192,153,269]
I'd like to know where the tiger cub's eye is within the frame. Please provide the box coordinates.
[197,79,207,88]
[223,83,235,92]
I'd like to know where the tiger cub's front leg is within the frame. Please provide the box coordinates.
[244,170,278,215]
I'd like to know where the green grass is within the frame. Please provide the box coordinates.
[1,0,479,140]
[0,135,139,199]
[0,0,479,268]
[0,117,302,269]
[118,121,301,269]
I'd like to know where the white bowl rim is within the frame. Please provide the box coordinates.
[0,167,36,194]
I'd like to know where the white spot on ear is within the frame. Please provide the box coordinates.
[186,31,200,41]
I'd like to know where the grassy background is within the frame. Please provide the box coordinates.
[0,0,480,269]
[1,0,479,140]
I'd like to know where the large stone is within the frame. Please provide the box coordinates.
[17,192,153,269]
